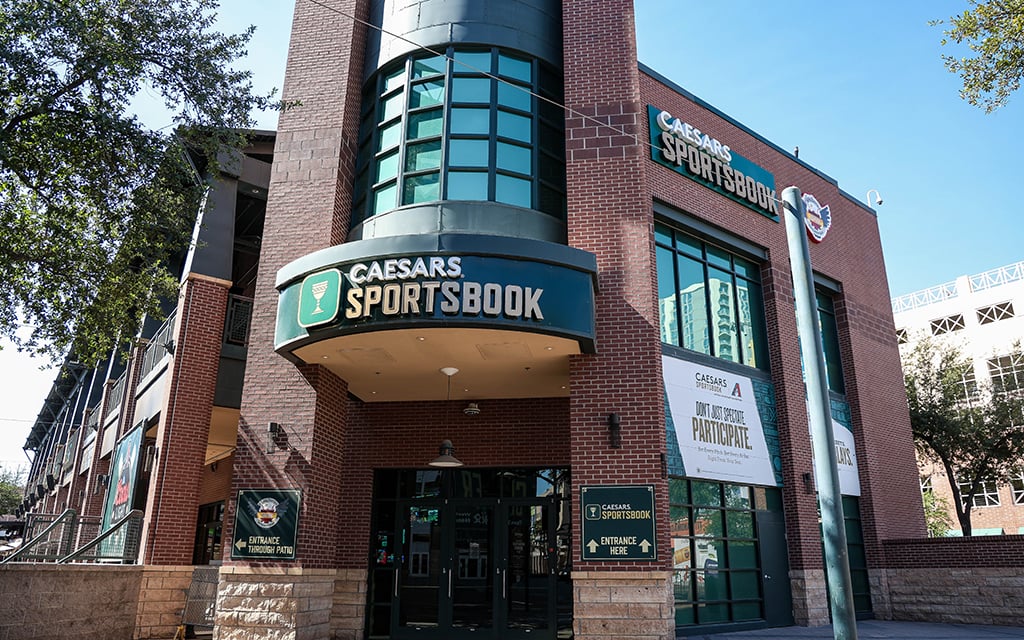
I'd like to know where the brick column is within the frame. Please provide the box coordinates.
[139,274,230,565]
[216,1,368,638]
[563,2,673,639]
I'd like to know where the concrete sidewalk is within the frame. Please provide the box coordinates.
[686,620,1024,639]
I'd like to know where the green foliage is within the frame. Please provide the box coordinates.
[921,489,955,538]
[933,0,1024,112]
[0,466,26,515]
[0,0,280,364]
[904,337,1024,535]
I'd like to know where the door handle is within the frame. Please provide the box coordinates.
[448,568,453,598]
[502,568,507,600]
[764,573,771,580]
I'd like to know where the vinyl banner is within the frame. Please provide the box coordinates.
[663,356,777,486]
[832,420,861,496]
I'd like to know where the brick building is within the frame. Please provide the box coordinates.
[11,1,936,638]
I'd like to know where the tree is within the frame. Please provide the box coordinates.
[0,0,281,365]
[921,488,955,538]
[933,0,1024,113]
[903,337,1024,535]
[0,465,26,516]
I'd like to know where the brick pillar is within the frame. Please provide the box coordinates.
[563,1,673,639]
[139,274,230,565]
[216,1,368,638]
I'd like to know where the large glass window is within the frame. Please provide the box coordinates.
[670,478,780,627]
[656,223,769,369]
[816,291,845,394]
[352,47,567,228]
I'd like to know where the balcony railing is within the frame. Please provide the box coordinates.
[139,310,177,380]
[104,371,126,419]
[225,294,253,347]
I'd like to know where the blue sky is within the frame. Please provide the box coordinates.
[3,1,1021,468]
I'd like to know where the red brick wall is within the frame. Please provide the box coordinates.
[198,455,234,507]
[884,536,1024,568]
[141,275,228,565]
[562,0,671,572]
[639,68,925,575]
[224,0,369,570]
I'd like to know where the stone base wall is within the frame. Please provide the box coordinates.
[882,567,1024,626]
[572,571,674,640]
[0,564,142,640]
[135,565,193,639]
[214,566,337,640]
[788,569,829,626]
[330,568,367,640]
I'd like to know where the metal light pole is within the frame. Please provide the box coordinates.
[781,186,858,640]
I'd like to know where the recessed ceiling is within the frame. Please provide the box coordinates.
[292,327,580,402]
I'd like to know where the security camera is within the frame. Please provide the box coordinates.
[463,402,480,416]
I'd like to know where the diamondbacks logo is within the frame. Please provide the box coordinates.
[802,193,832,243]
[731,383,742,398]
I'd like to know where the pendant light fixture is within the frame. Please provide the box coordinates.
[429,367,464,467]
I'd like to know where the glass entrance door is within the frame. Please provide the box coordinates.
[392,499,558,639]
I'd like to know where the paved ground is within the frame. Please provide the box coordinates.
[686,620,1024,639]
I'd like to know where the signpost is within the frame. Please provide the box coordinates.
[580,485,657,561]
[230,489,301,560]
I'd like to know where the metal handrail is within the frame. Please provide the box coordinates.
[1,508,77,564]
[59,509,144,564]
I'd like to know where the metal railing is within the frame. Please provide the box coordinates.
[2,509,143,565]
[224,294,253,346]
[892,261,1024,313]
[139,310,177,380]
[2,509,79,563]
[60,509,143,564]
[105,371,127,419]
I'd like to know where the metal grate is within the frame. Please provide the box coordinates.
[181,565,220,627]
[224,295,254,346]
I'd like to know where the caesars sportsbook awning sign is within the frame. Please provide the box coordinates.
[648,105,778,220]
[274,233,598,354]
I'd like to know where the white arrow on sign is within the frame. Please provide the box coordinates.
[639,539,651,553]
[235,539,247,550]
[587,539,599,554]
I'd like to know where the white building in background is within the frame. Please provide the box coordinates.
[893,260,1024,535]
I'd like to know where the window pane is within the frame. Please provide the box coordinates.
[412,54,446,78]
[730,571,761,600]
[538,183,565,216]
[657,246,679,346]
[450,107,490,135]
[725,512,754,539]
[454,50,492,72]
[693,509,722,537]
[676,603,695,626]
[726,540,757,569]
[497,142,531,174]
[696,575,727,604]
[447,171,488,200]
[740,280,769,370]
[406,140,442,171]
[498,110,532,143]
[538,122,562,154]
[673,571,693,601]
[709,267,739,363]
[498,81,531,111]
[724,485,751,510]
[819,302,845,392]
[669,478,690,504]
[732,601,762,621]
[496,174,531,207]
[383,65,405,92]
[378,119,401,151]
[408,109,443,140]
[380,91,404,122]
[403,173,439,204]
[692,482,720,506]
[655,222,673,247]
[707,245,731,270]
[411,79,445,108]
[449,139,489,167]
[375,150,399,182]
[373,182,397,215]
[734,255,759,280]
[677,254,710,355]
[498,53,531,81]
[678,234,702,259]
[452,76,491,103]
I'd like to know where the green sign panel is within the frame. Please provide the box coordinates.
[297,269,341,328]
[231,489,301,560]
[580,485,657,561]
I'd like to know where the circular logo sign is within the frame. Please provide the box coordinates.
[255,497,281,529]
[802,193,832,243]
